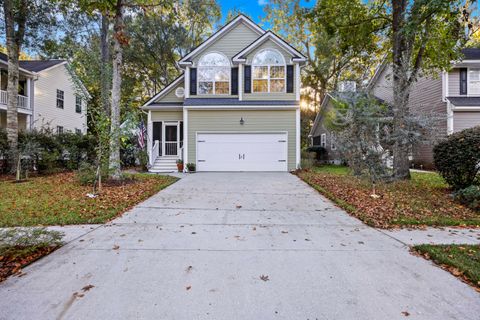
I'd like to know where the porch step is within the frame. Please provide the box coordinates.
[149,156,179,173]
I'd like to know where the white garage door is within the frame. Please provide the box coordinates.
[196,133,288,171]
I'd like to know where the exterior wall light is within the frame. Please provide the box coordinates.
[240,117,245,125]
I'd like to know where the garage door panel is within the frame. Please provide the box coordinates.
[197,133,287,172]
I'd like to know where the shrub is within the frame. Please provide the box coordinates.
[301,151,316,170]
[186,163,196,172]
[433,126,480,190]
[454,185,480,211]
[76,162,97,186]
[306,146,328,161]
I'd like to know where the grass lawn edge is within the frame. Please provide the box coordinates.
[411,244,480,292]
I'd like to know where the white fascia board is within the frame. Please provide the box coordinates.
[451,106,480,111]
[142,74,185,107]
[37,61,68,73]
[178,15,265,66]
[141,105,183,111]
[184,105,299,110]
[232,31,307,63]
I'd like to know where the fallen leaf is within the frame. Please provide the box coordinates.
[259,275,269,281]
[82,284,95,292]
[112,245,120,250]
[186,286,191,290]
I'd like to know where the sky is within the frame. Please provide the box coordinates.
[217,0,314,28]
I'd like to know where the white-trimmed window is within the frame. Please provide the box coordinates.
[320,133,326,148]
[198,52,230,95]
[331,133,336,150]
[75,95,82,113]
[56,126,64,134]
[469,68,480,95]
[252,49,285,93]
[56,89,64,109]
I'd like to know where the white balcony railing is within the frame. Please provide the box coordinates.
[0,90,30,110]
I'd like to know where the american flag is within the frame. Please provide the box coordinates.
[138,120,147,149]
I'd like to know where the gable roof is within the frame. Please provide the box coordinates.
[178,14,265,66]
[0,52,37,76]
[19,59,66,72]
[462,48,480,60]
[232,31,307,64]
[142,74,184,108]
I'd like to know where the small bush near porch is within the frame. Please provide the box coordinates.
[0,172,177,227]
[297,165,480,228]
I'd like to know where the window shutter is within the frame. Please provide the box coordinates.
[460,68,467,95]
[231,67,238,95]
[190,68,197,95]
[244,65,251,94]
[286,65,294,93]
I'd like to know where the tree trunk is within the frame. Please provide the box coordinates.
[391,0,411,180]
[108,0,124,180]
[100,14,111,116]
[3,0,27,176]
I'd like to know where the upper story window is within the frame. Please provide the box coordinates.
[252,49,285,93]
[75,95,82,113]
[198,52,230,95]
[56,89,64,109]
[469,68,480,95]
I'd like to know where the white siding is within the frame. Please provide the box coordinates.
[32,64,87,133]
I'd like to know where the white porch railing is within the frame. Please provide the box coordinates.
[0,90,30,110]
[149,140,159,166]
[165,141,178,156]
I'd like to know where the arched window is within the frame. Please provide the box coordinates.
[198,52,230,95]
[252,49,285,93]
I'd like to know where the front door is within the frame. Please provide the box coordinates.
[164,124,178,156]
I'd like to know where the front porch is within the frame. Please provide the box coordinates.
[0,69,33,113]
[148,119,184,172]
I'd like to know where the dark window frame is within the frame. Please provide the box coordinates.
[75,95,82,113]
[56,89,64,109]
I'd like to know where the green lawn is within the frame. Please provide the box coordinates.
[414,244,480,289]
[0,172,177,227]
[298,165,480,228]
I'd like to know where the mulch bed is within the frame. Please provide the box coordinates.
[0,246,59,282]
[297,169,480,229]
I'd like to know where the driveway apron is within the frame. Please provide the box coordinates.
[0,172,479,320]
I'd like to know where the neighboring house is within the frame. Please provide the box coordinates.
[308,92,344,164]
[141,15,306,172]
[310,48,480,168]
[0,52,89,134]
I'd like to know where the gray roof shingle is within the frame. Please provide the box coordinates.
[462,48,480,60]
[0,52,65,72]
[447,96,480,106]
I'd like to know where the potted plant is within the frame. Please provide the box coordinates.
[186,162,196,173]
[176,159,184,172]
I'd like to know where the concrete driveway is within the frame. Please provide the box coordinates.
[1,173,479,320]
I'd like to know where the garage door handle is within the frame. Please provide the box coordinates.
[197,140,205,143]
[278,160,286,162]
[198,160,206,162]
[278,140,286,142]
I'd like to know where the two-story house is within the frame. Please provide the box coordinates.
[310,48,480,168]
[142,15,306,172]
[0,52,89,134]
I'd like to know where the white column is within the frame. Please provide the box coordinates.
[447,101,454,135]
[296,107,301,169]
[161,122,166,156]
[295,63,301,101]
[239,64,243,101]
[147,110,153,165]
[183,108,188,171]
